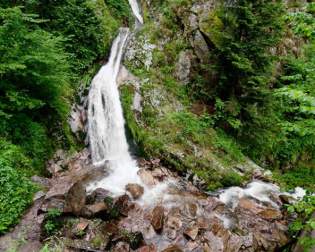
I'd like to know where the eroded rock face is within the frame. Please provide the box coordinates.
[175,50,194,85]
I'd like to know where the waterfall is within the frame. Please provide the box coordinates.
[128,0,143,25]
[87,1,144,195]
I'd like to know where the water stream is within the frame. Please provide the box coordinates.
[87,0,164,198]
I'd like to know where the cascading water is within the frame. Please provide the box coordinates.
[87,0,154,197]
[128,0,143,26]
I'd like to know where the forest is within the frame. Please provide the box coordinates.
[0,0,314,251]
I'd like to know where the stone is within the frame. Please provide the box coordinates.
[166,216,182,231]
[33,191,46,202]
[114,194,131,216]
[76,218,89,232]
[279,194,294,204]
[87,188,110,204]
[258,208,282,220]
[190,30,210,64]
[137,245,157,252]
[175,50,193,85]
[162,245,183,252]
[126,183,144,199]
[19,241,42,252]
[31,175,51,188]
[184,225,199,240]
[66,181,86,215]
[151,206,164,232]
[184,203,198,218]
[113,241,130,252]
[138,169,156,186]
[82,202,108,218]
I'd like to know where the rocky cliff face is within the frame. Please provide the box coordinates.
[119,0,266,190]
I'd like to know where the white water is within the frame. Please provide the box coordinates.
[128,0,143,25]
[87,27,142,196]
[219,180,306,208]
[87,0,171,200]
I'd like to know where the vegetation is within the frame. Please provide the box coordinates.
[0,139,36,234]
[43,208,63,237]
[287,195,315,251]
[0,0,128,233]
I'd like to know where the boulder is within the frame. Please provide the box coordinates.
[184,225,199,240]
[114,194,131,216]
[138,169,156,186]
[87,188,110,204]
[82,202,108,218]
[66,181,86,215]
[126,183,144,199]
[150,206,164,232]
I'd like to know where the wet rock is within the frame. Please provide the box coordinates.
[184,203,198,218]
[66,181,86,215]
[237,198,262,215]
[184,225,199,240]
[114,194,131,216]
[151,205,164,232]
[126,183,144,199]
[42,179,87,215]
[162,245,183,252]
[166,216,182,231]
[258,208,282,220]
[114,230,144,250]
[185,240,200,251]
[279,193,294,204]
[203,231,224,252]
[82,202,108,218]
[69,104,86,138]
[138,169,156,186]
[137,244,157,252]
[113,241,130,252]
[87,188,110,204]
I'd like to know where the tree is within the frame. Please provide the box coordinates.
[0,7,71,166]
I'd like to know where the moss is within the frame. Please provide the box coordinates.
[273,165,315,192]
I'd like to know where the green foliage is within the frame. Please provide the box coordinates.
[273,166,315,192]
[104,0,132,21]
[1,0,121,72]
[204,0,285,129]
[0,139,36,234]
[43,208,62,236]
[0,6,71,168]
[220,171,244,187]
[287,195,315,252]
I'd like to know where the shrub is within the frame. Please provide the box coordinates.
[0,140,36,234]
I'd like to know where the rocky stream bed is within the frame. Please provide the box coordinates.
[0,149,300,252]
